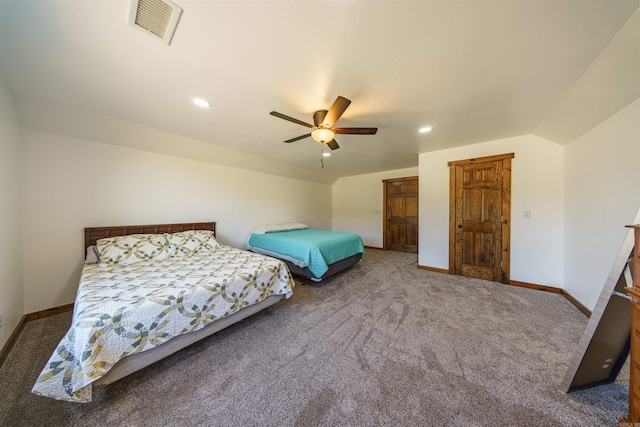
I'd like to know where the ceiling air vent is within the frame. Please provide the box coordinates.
[129,0,183,45]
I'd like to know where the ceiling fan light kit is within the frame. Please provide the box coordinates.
[311,128,335,143]
[270,95,378,152]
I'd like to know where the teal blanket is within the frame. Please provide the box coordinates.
[248,229,364,278]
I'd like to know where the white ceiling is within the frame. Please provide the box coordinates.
[1,0,639,184]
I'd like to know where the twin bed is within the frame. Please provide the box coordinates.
[32,221,364,402]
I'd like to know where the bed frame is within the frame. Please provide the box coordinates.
[81,221,286,389]
[280,253,363,282]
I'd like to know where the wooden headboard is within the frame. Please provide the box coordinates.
[84,222,216,251]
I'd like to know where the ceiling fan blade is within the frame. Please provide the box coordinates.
[270,111,314,128]
[327,139,340,150]
[332,127,378,135]
[323,96,351,127]
[284,133,311,143]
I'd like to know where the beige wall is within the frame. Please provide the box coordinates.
[418,135,565,288]
[332,167,419,248]
[564,99,640,310]
[0,76,24,350]
[21,129,332,313]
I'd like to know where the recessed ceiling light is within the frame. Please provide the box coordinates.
[419,126,432,133]
[323,152,331,157]
[193,98,211,108]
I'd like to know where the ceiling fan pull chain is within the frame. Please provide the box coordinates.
[320,144,324,168]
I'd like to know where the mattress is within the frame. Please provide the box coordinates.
[32,245,294,403]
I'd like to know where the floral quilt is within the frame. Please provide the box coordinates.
[32,245,294,402]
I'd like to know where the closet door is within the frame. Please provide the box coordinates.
[384,176,418,253]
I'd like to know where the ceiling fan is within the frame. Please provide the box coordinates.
[270,96,378,150]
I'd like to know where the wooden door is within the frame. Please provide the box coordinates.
[384,176,418,253]
[449,154,512,283]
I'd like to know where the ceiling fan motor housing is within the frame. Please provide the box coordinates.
[313,110,329,127]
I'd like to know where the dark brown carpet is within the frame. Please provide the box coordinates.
[0,249,629,426]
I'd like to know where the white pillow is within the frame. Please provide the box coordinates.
[166,230,219,257]
[97,234,170,266]
[84,245,100,264]
[282,222,308,231]
[251,224,286,235]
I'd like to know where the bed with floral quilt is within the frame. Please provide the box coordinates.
[32,222,294,403]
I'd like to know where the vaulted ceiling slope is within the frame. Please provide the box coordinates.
[0,1,638,184]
